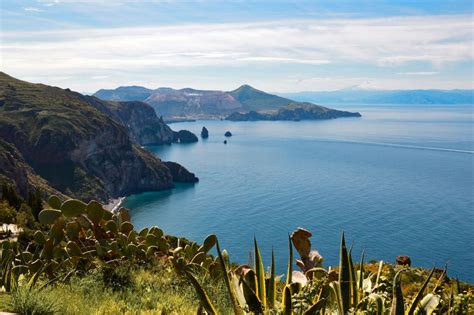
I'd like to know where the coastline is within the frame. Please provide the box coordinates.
[104,197,125,214]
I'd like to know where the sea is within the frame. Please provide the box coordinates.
[124,104,474,282]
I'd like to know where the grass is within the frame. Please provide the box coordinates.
[1,260,470,314]
[1,261,233,314]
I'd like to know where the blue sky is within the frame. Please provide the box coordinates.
[1,0,473,93]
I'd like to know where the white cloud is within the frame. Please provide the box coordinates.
[23,7,44,12]
[1,14,472,91]
[397,72,439,76]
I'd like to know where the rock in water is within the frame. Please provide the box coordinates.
[396,255,411,266]
[173,130,198,143]
[223,140,227,144]
[201,126,209,138]
[224,131,232,137]
[164,161,199,183]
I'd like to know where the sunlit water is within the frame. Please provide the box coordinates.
[125,105,474,282]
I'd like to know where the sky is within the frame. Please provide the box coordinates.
[1,0,473,93]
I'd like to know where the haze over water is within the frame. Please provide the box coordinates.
[125,105,474,282]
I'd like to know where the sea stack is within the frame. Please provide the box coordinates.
[201,126,209,138]
[225,131,232,137]
[173,130,198,143]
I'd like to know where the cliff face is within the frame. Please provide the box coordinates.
[0,139,63,199]
[0,72,175,202]
[84,97,175,145]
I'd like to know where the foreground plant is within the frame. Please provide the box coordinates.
[184,228,473,314]
[0,197,473,314]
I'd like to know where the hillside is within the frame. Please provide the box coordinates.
[226,102,361,121]
[0,72,194,202]
[229,84,293,111]
[145,87,242,119]
[94,86,154,102]
[83,97,175,145]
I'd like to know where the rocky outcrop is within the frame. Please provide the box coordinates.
[396,255,411,266]
[226,103,361,121]
[164,161,199,183]
[0,72,177,202]
[173,130,198,143]
[201,126,209,138]
[225,131,232,137]
[85,97,175,145]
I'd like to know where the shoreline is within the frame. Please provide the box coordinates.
[104,197,125,214]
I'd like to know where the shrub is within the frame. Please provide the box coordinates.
[10,286,60,315]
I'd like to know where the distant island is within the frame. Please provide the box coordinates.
[226,102,361,121]
[94,84,361,121]
[278,89,474,105]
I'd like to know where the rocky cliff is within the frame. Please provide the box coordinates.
[0,72,185,202]
[83,97,175,145]
[0,139,63,199]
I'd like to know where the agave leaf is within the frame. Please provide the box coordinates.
[358,250,365,291]
[230,272,247,308]
[329,281,343,314]
[303,298,326,315]
[338,233,351,313]
[348,245,358,307]
[267,248,276,308]
[216,238,244,314]
[185,270,217,315]
[433,265,447,293]
[419,293,440,313]
[390,270,405,315]
[369,293,385,315]
[282,285,292,315]
[253,237,266,308]
[281,234,293,311]
[241,275,264,313]
[375,260,383,290]
[407,267,435,315]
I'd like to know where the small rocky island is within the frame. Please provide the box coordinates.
[224,131,232,137]
[201,126,209,138]
[173,130,198,143]
[226,102,361,121]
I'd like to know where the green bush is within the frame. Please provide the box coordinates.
[10,286,60,315]
[0,200,16,224]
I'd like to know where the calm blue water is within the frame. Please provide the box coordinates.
[125,105,474,282]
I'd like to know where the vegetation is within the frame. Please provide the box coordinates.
[0,72,175,202]
[0,196,472,314]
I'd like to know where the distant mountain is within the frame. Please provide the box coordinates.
[229,84,292,111]
[94,86,154,102]
[278,89,474,105]
[0,72,196,202]
[226,102,361,121]
[145,87,242,119]
[94,84,357,120]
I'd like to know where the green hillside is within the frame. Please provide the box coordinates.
[229,84,293,111]
[0,72,174,201]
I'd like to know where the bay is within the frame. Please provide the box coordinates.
[124,105,474,282]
